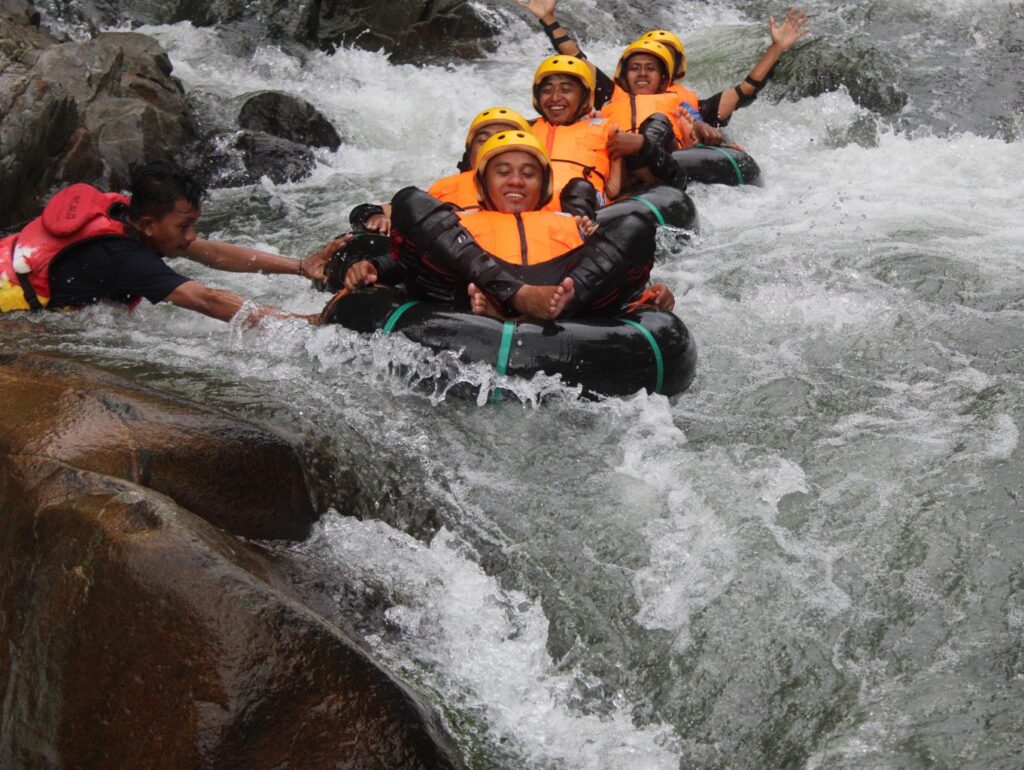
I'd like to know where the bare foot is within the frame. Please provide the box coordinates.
[512,278,574,320]
[468,283,505,319]
[511,284,558,319]
[548,277,574,318]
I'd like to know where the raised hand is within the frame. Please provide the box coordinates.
[516,0,558,21]
[301,233,352,281]
[770,8,809,51]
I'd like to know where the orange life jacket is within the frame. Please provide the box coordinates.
[666,82,699,110]
[598,86,694,148]
[431,168,561,213]
[427,170,479,210]
[458,209,583,267]
[531,117,613,199]
[0,184,130,312]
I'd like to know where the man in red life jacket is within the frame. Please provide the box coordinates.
[0,161,346,323]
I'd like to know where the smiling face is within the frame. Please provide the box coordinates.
[624,53,666,95]
[467,122,524,168]
[137,197,201,256]
[537,74,587,125]
[482,150,544,213]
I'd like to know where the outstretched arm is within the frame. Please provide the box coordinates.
[164,280,317,325]
[184,235,352,282]
[714,8,809,124]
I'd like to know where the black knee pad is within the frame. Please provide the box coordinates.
[639,113,679,153]
[596,213,656,266]
[559,178,599,218]
[390,187,460,243]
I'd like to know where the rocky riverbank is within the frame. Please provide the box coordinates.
[0,352,464,769]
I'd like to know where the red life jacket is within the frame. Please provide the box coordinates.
[458,209,583,268]
[531,117,613,200]
[1,184,130,312]
[599,86,694,148]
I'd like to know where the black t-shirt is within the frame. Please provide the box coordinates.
[48,236,192,309]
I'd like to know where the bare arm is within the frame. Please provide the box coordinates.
[184,234,352,282]
[605,154,624,199]
[715,8,809,123]
[516,0,582,57]
[164,280,318,325]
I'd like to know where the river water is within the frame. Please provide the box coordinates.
[11,1,1024,767]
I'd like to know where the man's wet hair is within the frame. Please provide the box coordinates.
[128,160,206,220]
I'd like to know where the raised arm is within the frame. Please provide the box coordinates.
[516,0,582,57]
[712,8,809,124]
[515,0,617,109]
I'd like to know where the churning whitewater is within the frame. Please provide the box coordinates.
[10,0,1024,767]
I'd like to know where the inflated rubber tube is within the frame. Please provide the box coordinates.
[671,144,763,186]
[595,184,698,231]
[319,286,697,399]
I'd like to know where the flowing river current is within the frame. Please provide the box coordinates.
[10,1,1024,767]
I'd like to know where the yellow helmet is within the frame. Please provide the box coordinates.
[464,107,532,146]
[474,130,553,209]
[531,54,596,116]
[641,29,687,78]
[613,39,676,86]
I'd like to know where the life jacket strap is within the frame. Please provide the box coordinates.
[11,237,43,311]
[550,158,607,184]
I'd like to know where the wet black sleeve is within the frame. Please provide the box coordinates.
[567,45,614,111]
[48,237,192,308]
[698,93,730,127]
[593,66,614,111]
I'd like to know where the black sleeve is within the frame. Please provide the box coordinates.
[697,93,729,127]
[593,66,614,111]
[49,237,192,308]
[567,44,614,111]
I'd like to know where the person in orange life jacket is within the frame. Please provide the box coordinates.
[514,0,809,128]
[529,54,623,207]
[344,131,674,318]
[348,107,535,236]
[0,160,346,322]
[597,39,694,190]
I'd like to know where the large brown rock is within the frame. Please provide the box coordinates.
[0,352,325,540]
[0,352,463,768]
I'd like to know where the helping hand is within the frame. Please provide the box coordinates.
[301,233,352,281]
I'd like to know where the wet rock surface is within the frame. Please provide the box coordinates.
[0,352,464,769]
[198,128,316,187]
[0,24,196,230]
[238,90,342,150]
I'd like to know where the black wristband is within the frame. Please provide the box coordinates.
[551,34,570,46]
[744,74,768,91]
[541,19,560,33]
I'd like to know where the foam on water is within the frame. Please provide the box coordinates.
[15,6,1024,767]
[310,514,683,769]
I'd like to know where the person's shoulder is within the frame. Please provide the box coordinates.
[428,172,464,195]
